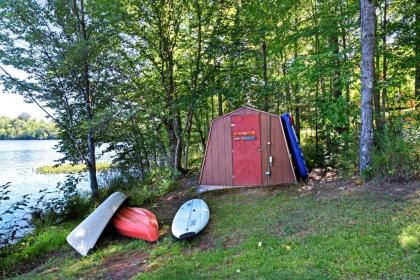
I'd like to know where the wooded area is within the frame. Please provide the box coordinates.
[0,114,58,140]
[0,0,418,197]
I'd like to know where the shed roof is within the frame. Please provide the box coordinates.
[212,106,281,122]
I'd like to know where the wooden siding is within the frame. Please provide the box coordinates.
[260,114,296,185]
[260,113,270,185]
[200,117,233,186]
[199,106,297,186]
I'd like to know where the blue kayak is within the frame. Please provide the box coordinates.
[281,113,309,180]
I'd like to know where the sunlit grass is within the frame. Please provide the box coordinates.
[399,223,420,248]
[0,222,77,274]
[133,191,420,279]
[3,186,419,279]
[36,162,111,174]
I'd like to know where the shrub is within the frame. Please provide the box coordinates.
[302,129,359,175]
[368,115,420,182]
[31,176,95,226]
[107,167,180,206]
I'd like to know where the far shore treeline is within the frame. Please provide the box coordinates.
[0,113,58,140]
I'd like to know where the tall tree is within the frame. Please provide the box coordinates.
[374,6,383,131]
[0,0,120,198]
[359,0,376,172]
[381,0,388,119]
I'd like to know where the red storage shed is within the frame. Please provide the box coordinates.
[199,106,297,190]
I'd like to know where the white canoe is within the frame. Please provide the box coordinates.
[66,192,127,256]
[171,199,210,239]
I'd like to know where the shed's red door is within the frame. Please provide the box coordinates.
[231,114,262,186]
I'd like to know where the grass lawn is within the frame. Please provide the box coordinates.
[2,182,419,279]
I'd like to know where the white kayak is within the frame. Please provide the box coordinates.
[66,192,127,256]
[171,199,210,239]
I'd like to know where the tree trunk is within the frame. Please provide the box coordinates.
[294,107,301,143]
[205,105,209,138]
[162,46,183,173]
[211,93,214,120]
[312,0,321,158]
[183,109,194,170]
[262,37,268,111]
[382,0,388,121]
[184,0,202,170]
[292,13,300,142]
[194,112,206,151]
[173,113,183,172]
[342,30,351,131]
[415,0,420,102]
[79,0,99,199]
[218,90,223,116]
[87,130,99,199]
[155,124,170,166]
[282,61,292,113]
[373,10,383,131]
[359,0,376,173]
[331,33,341,98]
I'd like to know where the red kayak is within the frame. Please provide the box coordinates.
[112,207,159,242]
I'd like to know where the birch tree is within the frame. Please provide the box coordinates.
[359,0,376,172]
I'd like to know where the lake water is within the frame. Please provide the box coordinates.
[0,140,112,241]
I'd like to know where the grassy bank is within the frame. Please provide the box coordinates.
[36,162,111,174]
[1,181,419,279]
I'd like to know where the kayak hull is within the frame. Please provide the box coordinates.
[281,113,309,180]
[66,192,128,256]
[112,207,159,242]
[171,199,210,239]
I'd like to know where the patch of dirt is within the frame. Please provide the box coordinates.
[363,180,420,198]
[99,251,148,280]
[183,231,216,253]
[151,175,198,226]
[298,167,419,200]
[152,194,188,225]
[196,234,216,251]
[200,184,295,204]
[222,234,244,248]
[79,250,149,280]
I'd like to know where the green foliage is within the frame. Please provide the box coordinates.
[31,176,95,226]
[0,115,58,140]
[0,0,125,197]
[367,113,420,181]
[32,193,94,228]
[1,0,418,178]
[143,167,180,197]
[107,167,180,206]
[0,222,75,275]
[0,183,33,246]
[36,162,111,174]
